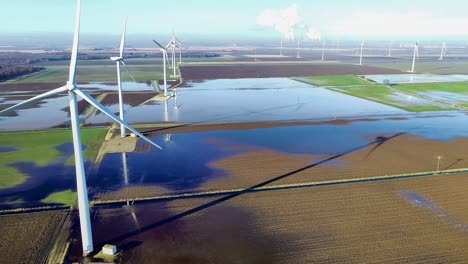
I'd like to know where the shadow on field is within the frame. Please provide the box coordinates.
[99,132,405,248]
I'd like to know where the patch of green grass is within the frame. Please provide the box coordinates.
[8,64,165,84]
[41,189,77,207]
[0,166,27,189]
[298,75,371,87]
[0,128,107,189]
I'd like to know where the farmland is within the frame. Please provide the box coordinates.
[0,211,68,264]
[83,173,468,263]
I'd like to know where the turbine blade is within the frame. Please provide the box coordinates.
[68,0,81,85]
[0,86,68,115]
[75,89,163,150]
[121,60,137,83]
[152,40,166,50]
[120,17,128,58]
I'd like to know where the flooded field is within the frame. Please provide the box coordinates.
[2,77,468,262]
[87,78,405,125]
[366,74,468,85]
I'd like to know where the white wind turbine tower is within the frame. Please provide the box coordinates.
[166,30,181,77]
[439,42,447,60]
[411,42,419,73]
[296,40,301,59]
[321,39,326,61]
[110,17,134,138]
[280,39,283,56]
[359,41,364,65]
[388,41,392,57]
[0,0,163,256]
[153,40,169,96]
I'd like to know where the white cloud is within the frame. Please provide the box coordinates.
[256,4,320,41]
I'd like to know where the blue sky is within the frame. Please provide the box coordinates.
[2,0,468,38]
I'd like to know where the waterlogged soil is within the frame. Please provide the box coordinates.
[72,173,468,263]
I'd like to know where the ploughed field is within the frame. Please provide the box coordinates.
[180,63,402,79]
[0,211,68,264]
[77,173,468,263]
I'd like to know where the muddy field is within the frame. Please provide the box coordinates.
[180,63,402,80]
[0,210,68,264]
[75,173,468,263]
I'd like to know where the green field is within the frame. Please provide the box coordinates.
[7,64,165,84]
[6,56,235,84]
[0,128,108,189]
[41,189,77,207]
[297,75,372,86]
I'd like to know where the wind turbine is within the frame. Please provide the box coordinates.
[166,30,182,77]
[152,40,168,96]
[439,42,447,60]
[359,41,364,65]
[110,17,134,138]
[296,40,301,59]
[411,42,419,73]
[321,39,326,61]
[280,39,283,56]
[0,0,163,256]
[388,41,392,57]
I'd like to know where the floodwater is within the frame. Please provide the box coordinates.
[2,113,468,210]
[90,114,468,194]
[1,77,468,210]
[0,96,72,131]
[366,74,468,85]
[79,82,156,92]
[0,82,155,131]
[418,91,468,105]
[86,78,405,125]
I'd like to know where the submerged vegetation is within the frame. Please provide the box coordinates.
[0,128,108,189]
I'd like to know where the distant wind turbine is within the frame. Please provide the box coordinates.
[280,39,283,56]
[110,17,134,138]
[296,40,301,59]
[322,39,326,61]
[166,29,182,77]
[411,42,419,73]
[152,40,169,96]
[388,41,392,57]
[0,0,163,256]
[439,42,447,60]
[359,41,364,65]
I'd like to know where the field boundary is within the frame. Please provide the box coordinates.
[91,167,468,206]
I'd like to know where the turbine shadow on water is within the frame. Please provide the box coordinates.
[98,132,405,248]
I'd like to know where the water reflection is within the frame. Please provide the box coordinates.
[366,74,468,85]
